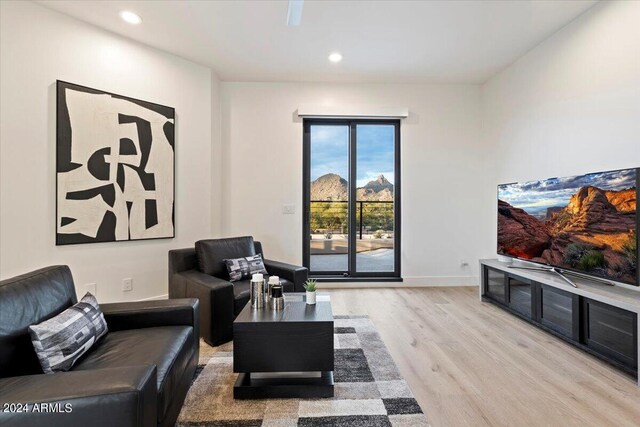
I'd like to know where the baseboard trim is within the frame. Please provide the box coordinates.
[137,293,169,301]
[319,276,478,288]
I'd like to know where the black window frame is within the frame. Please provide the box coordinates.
[302,118,402,280]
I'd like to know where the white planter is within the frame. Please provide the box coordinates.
[306,291,316,305]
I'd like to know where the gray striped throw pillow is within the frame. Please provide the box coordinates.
[223,254,268,282]
[28,292,108,373]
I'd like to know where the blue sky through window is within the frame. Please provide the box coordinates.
[310,124,395,187]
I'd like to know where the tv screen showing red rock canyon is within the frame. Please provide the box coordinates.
[498,168,638,285]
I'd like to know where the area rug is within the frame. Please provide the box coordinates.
[176,315,430,426]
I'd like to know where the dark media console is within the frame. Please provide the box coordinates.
[480,259,639,384]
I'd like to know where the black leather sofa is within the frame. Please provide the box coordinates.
[169,236,308,346]
[0,266,199,427]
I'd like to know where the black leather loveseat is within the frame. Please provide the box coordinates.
[0,266,199,427]
[169,236,308,346]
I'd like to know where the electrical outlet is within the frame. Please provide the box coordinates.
[85,282,97,296]
[122,278,133,292]
[460,259,469,268]
[282,204,295,214]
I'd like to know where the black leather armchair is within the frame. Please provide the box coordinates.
[0,266,199,427]
[169,236,308,346]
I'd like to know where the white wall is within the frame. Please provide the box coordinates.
[220,82,484,285]
[4,0,636,294]
[0,1,218,302]
[482,0,640,255]
[211,74,224,236]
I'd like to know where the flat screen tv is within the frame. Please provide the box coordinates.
[498,168,639,286]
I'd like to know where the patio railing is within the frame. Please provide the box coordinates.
[309,200,394,239]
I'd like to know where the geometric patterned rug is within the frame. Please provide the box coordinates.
[176,315,430,426]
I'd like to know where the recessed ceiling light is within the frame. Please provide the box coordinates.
[328,52,343,63]
[120,11,142,25]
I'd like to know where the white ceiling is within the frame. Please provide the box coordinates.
[37,0,598,84]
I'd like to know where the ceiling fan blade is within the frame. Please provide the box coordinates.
[287,0,304,26]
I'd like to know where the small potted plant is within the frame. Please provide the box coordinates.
[303,279,318,305]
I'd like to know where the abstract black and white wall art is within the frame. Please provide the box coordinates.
[56,81,175,245]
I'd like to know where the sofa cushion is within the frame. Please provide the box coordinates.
[28,292,107,373]
[232,278,294,315]
[73,325,194,421]
[196,236,256,279]
[0,266,77,378]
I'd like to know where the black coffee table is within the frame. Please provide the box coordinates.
[233,293,334,399]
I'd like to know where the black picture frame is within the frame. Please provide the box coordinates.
[56,80,175,245]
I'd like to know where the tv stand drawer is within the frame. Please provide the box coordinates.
[508,276,533,318]
[583,299,638,370]
[484,267,506,303]
[540,285,576,339]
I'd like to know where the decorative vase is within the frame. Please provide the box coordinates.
[267,275,280,304]
[250,273,265,309]
[271,284,284,311]
[306,291,316,305]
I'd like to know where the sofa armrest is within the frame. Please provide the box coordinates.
[264,259,308,292]
[176,270,235,346]
[0,365,157,427]
[101,299,199,333]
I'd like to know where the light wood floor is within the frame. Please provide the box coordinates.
[326,287,640,427]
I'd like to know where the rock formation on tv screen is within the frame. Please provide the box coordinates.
[498,169,637,284]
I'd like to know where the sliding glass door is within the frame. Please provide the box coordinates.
[303,119,400,279]
[306,123,350,274]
